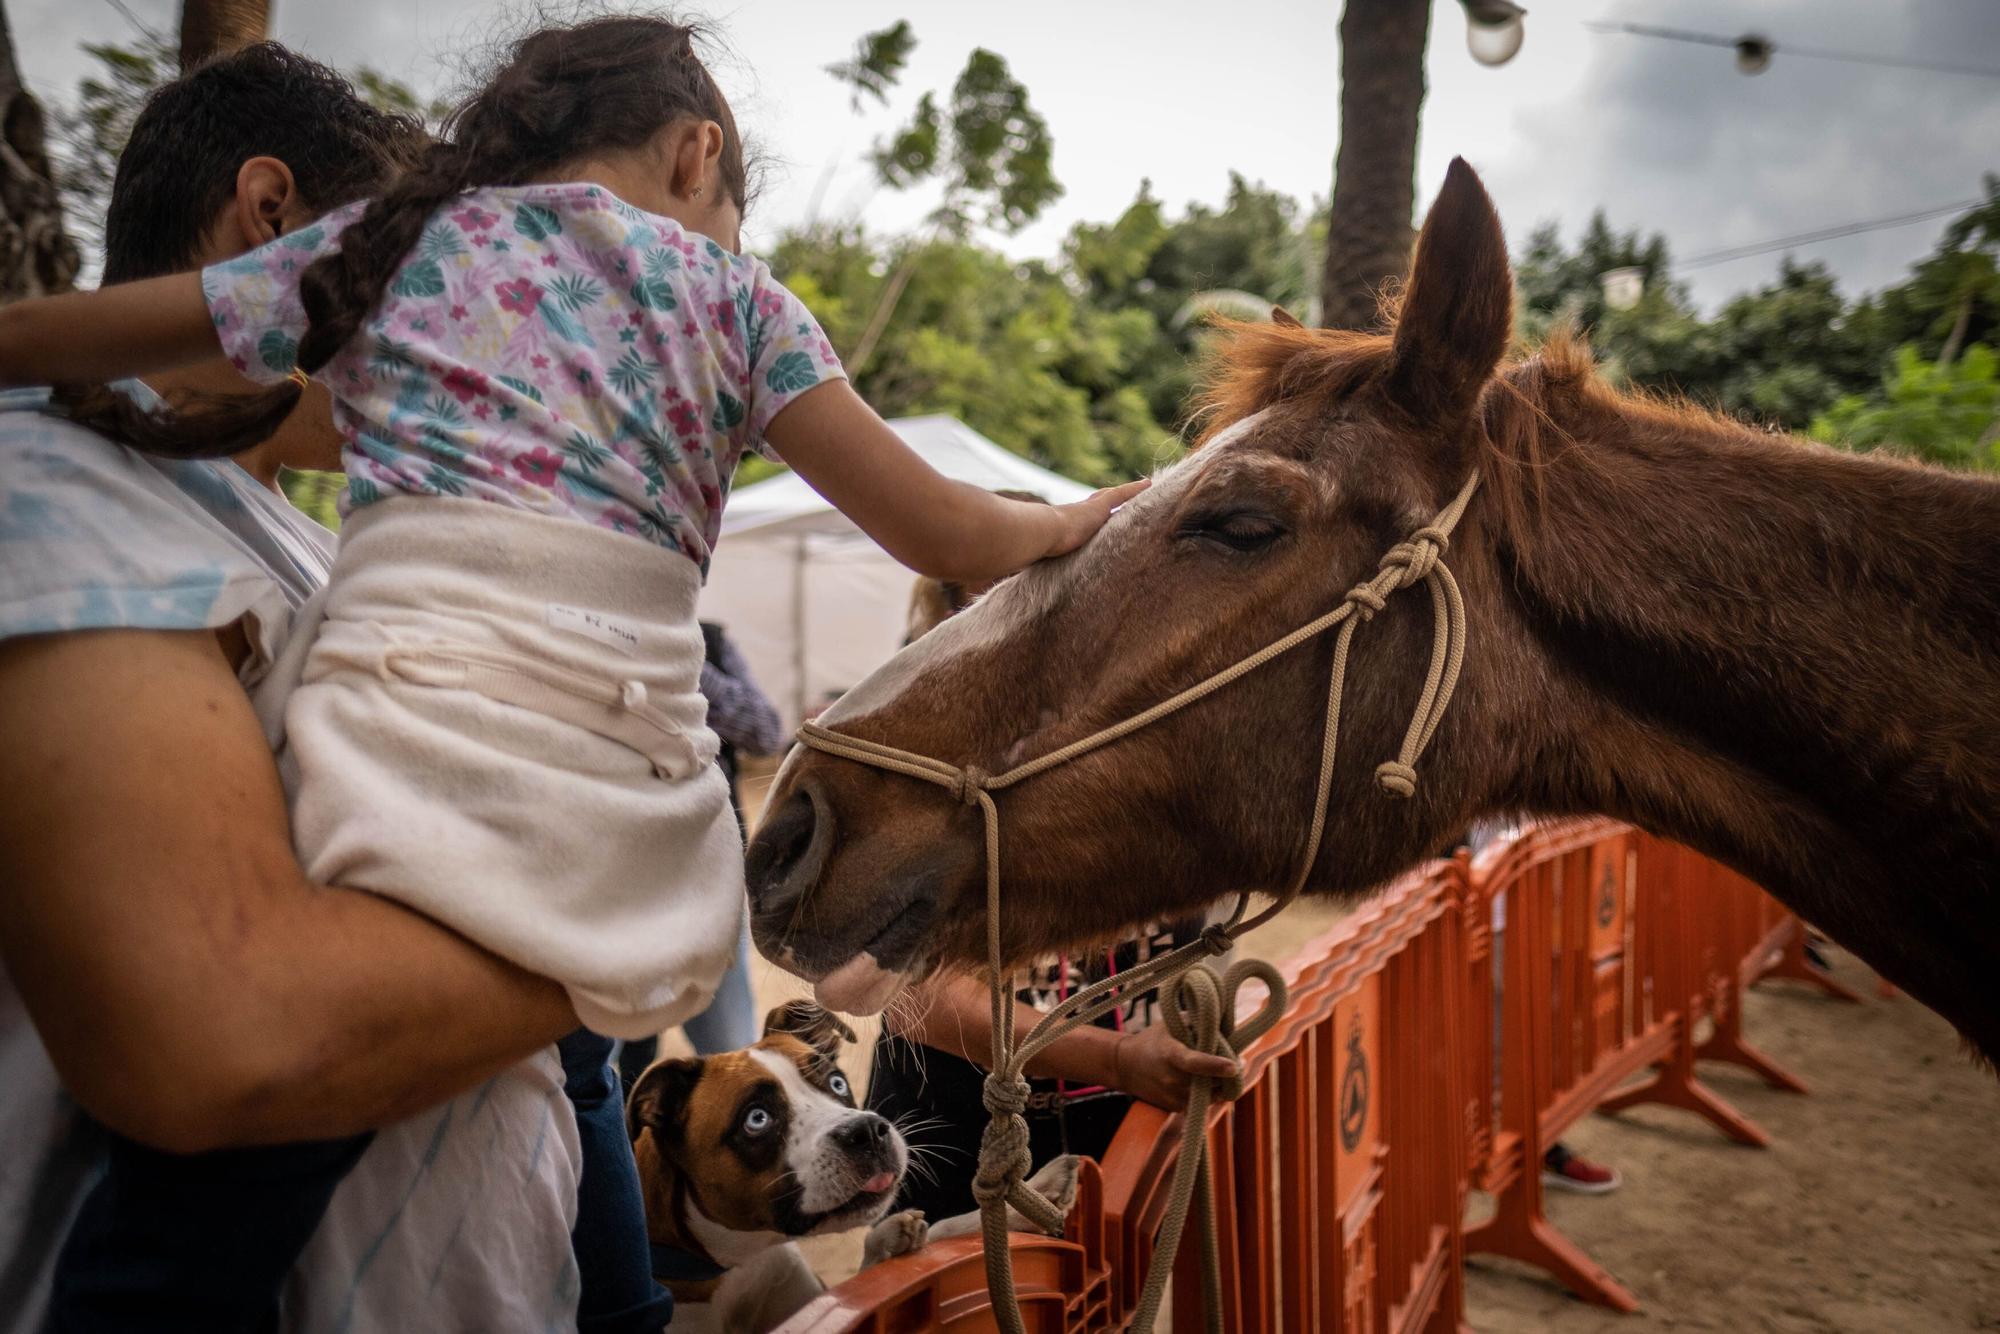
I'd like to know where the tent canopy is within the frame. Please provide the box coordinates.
[701,416,1093,729]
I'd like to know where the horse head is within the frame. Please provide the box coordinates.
[748,159,1520,1011]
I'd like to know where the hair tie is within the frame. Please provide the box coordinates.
[287,367,310,389]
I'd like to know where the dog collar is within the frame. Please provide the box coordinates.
[650,1240,727,1284]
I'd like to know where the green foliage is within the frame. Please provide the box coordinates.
[867,44,1060,236]
[825,21,918,111]
[279,468,344,530]
[52,34,178,263]
[1811,344,2000,470]
[351,69,452,130]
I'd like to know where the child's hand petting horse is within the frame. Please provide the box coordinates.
[767,378,1148,584]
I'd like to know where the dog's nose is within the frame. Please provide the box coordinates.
[831,1114,891,1154]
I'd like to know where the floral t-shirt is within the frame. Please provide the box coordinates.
[203,182,844,572]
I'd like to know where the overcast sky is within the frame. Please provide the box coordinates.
[10,0,1998,308]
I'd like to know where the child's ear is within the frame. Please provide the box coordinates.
[763,1000,856,1058]
[225,156,301,256]
[626,1057,704,1145]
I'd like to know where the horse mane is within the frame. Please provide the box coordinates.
[1189,316,1789,548]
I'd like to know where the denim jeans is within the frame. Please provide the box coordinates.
[558,1028,676,1334]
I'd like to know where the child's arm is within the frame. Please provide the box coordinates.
[764,381,1148,583]
[0,274,222,389]
[886,973,1239,1112]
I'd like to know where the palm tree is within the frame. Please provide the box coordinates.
[0,0,81,302]
[1319,0,1434,331]
[179,0,270,70]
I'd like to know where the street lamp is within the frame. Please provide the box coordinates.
[1462,0,1527,67]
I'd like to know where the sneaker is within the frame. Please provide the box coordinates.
[1542,1144,1622,1195]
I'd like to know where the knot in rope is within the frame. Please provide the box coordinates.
[971,1072,1034,1207]
[1199,922,1234,957]
[952,766,988,806]
[1375,759,1419,798]
[1343,585,1387,620]
[1377,531,1443,586]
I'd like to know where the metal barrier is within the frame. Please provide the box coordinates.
[776,824,1847,1332]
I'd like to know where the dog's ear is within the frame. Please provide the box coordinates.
[763,1000,857,1058]
[626,1057,704,1145]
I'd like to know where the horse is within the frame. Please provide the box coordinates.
[745,158,2000,1063]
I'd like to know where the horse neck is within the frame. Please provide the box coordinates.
[1475,386,2000,1054]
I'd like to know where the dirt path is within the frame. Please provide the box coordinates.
[1467,948,2000,1333]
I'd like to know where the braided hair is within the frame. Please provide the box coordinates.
[68,15,746,460]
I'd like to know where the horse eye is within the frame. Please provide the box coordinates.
[828,1073,851,1099]
[743,1106,774,1135]
[1179,511,1286,553]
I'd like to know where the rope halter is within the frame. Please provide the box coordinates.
[793,468,1481,1334]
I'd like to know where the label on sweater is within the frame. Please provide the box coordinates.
[546,602,640,657]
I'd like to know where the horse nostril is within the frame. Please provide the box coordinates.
[745,787,827,915]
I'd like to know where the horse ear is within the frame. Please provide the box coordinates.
[1270,306,1303,329]
[1385,157,1512,426]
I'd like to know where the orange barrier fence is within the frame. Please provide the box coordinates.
[777,822,1860,1332]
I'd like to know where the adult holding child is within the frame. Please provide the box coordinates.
[0,14,1146,1331]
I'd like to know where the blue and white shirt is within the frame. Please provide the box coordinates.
[0,385,333,1334]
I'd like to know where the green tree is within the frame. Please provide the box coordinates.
[1811,343,2000,471]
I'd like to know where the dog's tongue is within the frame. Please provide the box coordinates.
[862,1171,896,1195]
[813,954,903,1015]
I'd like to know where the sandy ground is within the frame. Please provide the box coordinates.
[719,766,2000,1329]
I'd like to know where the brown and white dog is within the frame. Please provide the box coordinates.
[628,1001,1079,1333]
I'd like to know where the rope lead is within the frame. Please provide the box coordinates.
[796,470,1482,1334]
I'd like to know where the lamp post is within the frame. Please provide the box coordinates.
[1462,0,1526,67]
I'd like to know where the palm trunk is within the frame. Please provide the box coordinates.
[179,0,271,70]
[0,0,80,301]
[1319,0,1433,330]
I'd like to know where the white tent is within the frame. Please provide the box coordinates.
[700,415,1093,728]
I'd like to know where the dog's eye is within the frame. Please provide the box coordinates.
[828,1073,850,1099]
[742,1107,774,1136]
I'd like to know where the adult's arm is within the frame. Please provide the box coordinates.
[0,272,218,388]
[0,627,577,1154]
[699,634,784,756]
[885,973,1237,1112]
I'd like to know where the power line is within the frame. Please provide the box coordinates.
[1584,21,2000,81]
[1677,198,1985,272]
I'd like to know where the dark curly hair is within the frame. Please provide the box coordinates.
[72,15,745,461]
[101,42,425,284]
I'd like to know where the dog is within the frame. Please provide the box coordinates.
[627,1000,1080,1333]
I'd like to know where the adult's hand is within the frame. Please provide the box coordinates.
[1109,1020,1240,1112]
[0,627,577,1153]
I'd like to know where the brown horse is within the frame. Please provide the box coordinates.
[746,159,2000,1061]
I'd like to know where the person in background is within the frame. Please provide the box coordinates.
[617,619,784,1091]
[1463,821,1623,1196]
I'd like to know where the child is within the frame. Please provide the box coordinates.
[0,15,1143,1331]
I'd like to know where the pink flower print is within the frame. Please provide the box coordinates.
[510,446,563,487]
[682,320,699,339]
[496,278,543,316]
[541,254,559,268]
[229,354,248,372]
[450,304,469,321]
[706,301,738,337]
[699,482,722,515]
[441,366,489,403]
[754,289,786,321]
[667,399,701,438]
[628,311,644,327]
[472,402,492,420]
[209,295,239,330]
[530,354,551,370]
[452,204,499,232]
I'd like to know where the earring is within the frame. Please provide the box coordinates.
[691,186,704,200]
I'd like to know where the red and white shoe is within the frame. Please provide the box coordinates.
[1542,1144,1622,1195]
